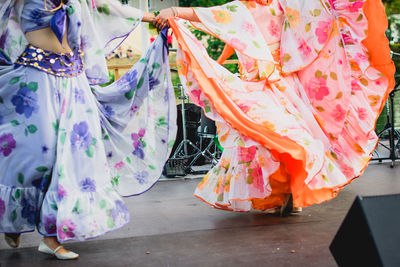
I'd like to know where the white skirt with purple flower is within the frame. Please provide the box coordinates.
[0,34,176,242]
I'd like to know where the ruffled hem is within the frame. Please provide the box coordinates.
[0,184,43,233]
[171,0,394,210]
[52,184,130,242]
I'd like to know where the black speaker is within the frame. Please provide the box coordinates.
[330,194,400,267]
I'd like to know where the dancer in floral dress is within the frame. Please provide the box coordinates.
[155,0,394,214]
[0,0,176,259]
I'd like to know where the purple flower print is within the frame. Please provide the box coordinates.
[0,133,16,157]
[0,198,5,221]
[11,85,39,118]
[149,76,160,90]
[133,143,144,159]
[131,135,139,147]
[118,69,138,93]
[32,177,48,192]
[0,30,9,50]
[131,129,146,160]
[86,64,104,80]
[30,8,47,27]
[134,171,149,185]
[58,219,76,240]
[58,185,67,200]
[114,161,125,170]
[44,214,57,234]
[123,69,138,85]
[164,89,169,102]
[42,145,49,154]
[80,35,91,50]
[74,88,85,104]
[80,178,96,192]
[70,121,92,152]
[110,200,129,221]
[102,105,115,119]
[21,198,36,225]
[54,89,62,103]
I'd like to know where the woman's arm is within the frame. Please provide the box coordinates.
[154,7,200,30]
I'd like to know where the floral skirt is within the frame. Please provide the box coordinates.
[170,0,395,212]
[0,35,176,241]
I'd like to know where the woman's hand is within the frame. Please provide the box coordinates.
[142,11,156,23]
[154,8,175,31]
[153,7,200,30]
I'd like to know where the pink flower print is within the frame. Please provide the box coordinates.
[351,80,362,92]
[342,32,356,45]
[131,129,146,160]
[298,38,311,56]
[315,21,331,44]
[114,161,125,170]
[328,0,336,8]
[131,133,141,148]
[138,128,146,137]
[342,165,355,178]
[241,57,255,71]
[229,38,247,51]
[268,20,280,37]
[332,104,346,121]
[355,53,367,62]
[58,185,67,200]
[129,105,139,117]
[61,99,66,114]
[306,77,330,101]
[58,220,76,240]
[348,1,363,13]
[242,21,256,36]
[191,90,205,107]
[251,165,264,192]
[238,103,251,113]
[238,146,257,162]
[357,107,368,120]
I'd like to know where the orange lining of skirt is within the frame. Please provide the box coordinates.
[170,0,395,208]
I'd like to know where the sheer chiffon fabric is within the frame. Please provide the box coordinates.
[0,0,176,241]
[169,0,395,211]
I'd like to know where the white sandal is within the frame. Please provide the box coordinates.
[38,240,79,260]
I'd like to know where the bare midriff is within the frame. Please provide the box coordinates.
[25,27,72,53]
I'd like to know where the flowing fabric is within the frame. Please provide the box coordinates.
[0,0,176,242]
[0,0,144,84]
[170,0,395,211]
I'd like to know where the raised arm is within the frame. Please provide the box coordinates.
[154,7,200,30]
